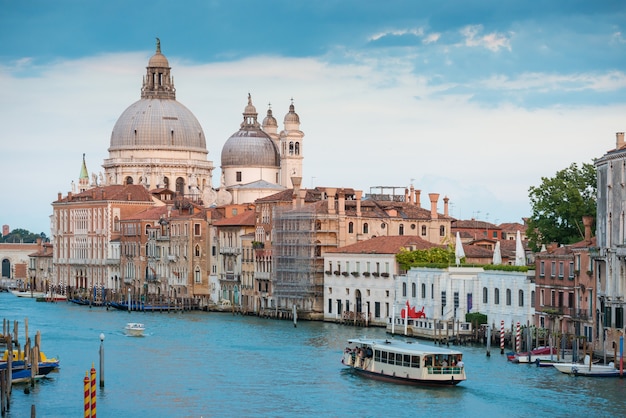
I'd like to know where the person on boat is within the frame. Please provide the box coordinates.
[365,347,373,358]
[441,358,448,367]
[456,358,464,368]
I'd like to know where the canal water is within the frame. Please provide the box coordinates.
[1,292,625,418]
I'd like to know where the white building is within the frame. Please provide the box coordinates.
[400,267,535,329]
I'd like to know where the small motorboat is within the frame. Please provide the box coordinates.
[124,322,145,337]
[552,355,620,377]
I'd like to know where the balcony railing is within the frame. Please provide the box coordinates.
[219,247,242,255]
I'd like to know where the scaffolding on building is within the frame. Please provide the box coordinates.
[271,204,324,312]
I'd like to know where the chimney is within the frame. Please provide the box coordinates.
[58,192,62,201]
[338,191,345,215]
[410,185,415,204]
[326,188,336,215]
[443,196,449,217]
[404,188,410,204]
[291,176,302,208]
[582,215,593,243]
[127,193,131,201]
[68,192,72,201]
[414,190,421,208]
[355,190,362,217]
[617,132,625,149]
[428,193,439,219]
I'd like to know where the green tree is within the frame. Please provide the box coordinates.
[526,162,596,250]
[0,228,48,243]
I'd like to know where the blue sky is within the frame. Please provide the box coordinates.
[2,1,625,235]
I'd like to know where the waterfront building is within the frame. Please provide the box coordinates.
[212,208,256,308]
[51,185,157,294]
[253,183,452,319]
[533,217,596,345]
[594,131,626,347]
[28,241,54,292]
[1,240,47,286]
[402,266,535,331]
[323,235,442,326]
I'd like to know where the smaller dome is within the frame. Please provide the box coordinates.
[284,102,300,124]
[262,108,277,128]
[149,52,169,68]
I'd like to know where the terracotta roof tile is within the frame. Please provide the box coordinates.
[326,235,443,254]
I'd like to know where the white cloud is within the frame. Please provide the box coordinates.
[460,25,512,52]
[1,52,621,235]
[368,28,425,42]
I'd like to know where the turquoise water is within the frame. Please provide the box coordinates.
[1,292,625,418]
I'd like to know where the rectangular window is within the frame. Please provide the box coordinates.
[540,261,545,277]
[558,262,564,278]
[194,223,201,236]
[328,298,332,313]
[236,171,242,182]
[375,302,380,318]
[551,261,556,278]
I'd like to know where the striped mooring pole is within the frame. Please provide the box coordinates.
[515,322,521,353]
[84,372,90,418]
[500,320,505,354]
[90,363,97,417]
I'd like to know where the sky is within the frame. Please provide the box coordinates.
[1,1,625,236]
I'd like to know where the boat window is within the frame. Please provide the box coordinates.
[388,352,395,364]
[374,350,381,362]
[381,351,388,363]
[403,354,411,367]
[411,356,420,368]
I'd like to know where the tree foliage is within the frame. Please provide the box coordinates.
[526,162,596,250]
[0,228,48,243]
[396,247,455,270]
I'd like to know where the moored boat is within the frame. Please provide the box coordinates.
[552,355,619,377]
[507,346,573,364]
[341,338,466,386]
[124,322,145,337]
[1,350,60,383]
[11,290,46,298]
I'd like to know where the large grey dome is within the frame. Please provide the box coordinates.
[221,94,279,167]
[109,99,207,151]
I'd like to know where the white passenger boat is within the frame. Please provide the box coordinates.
[552,355,619,377]
[341,338,466,386]
[124,323,145,337]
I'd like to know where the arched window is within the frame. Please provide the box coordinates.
[195,245,201,257]
[531,291,535,307]
[439,225,445,236]
[289,142,294,155]
[421,225,427,236]
[125,176,134,185]
[483,287,488,303]
[421,283,426,298]
[363,223,369,234]
[518,290,524,307]
[506,289,512,305]
[315,220,322,230]
[411,283,416,298]
[295,142,300,155]
[402,282,407,297]
[176,177,185,195]
[399,224,404,236]
[348,222,354,234]
[495,288,500,305]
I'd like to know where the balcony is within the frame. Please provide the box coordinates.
[219,247,242,255]
[255,272,270,280]
[167,255,178,262]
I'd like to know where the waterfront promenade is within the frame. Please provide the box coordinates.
[1,292,625,417]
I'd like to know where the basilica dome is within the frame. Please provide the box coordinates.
[109,99,206,151]
[221,94,279,168]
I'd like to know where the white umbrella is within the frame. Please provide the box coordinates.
[492,241,502,265]
[515,230,525,266]
[455,232,465,265]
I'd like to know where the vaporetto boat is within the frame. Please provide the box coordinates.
[341,338,466,386]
